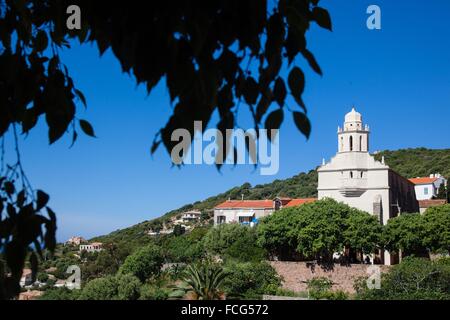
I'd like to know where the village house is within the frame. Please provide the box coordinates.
[66,236,87,246]
[214,198,316,225]
[19,269,34,287]
[79,242,103,253]
[409,174,447,200]
[181,210,202,221]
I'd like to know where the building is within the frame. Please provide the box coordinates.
[409,174,447,200]
[214,198,316,225]
[318,108,419,264]
[79,242,103,253]
[66,236,87,246]
[181,210,202,221]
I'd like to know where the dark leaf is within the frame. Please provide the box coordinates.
[79,119,96,138]
[75,89,87,108]
[293,111,311,139]
[36,190,49,211]
[273,78,287,108]
[264,109,284,141]
[301,49,322,75]
[312,7,332,31]
[34,31,48,52]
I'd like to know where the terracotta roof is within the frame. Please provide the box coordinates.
[215,200,274,209]
[409,177,438,185]
[418,199,447,208]
[284,198,317,207]
[215,198,317,209]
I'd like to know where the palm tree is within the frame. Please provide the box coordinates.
[169,262,228,300]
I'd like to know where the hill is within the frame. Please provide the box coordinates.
[92,148,450,247]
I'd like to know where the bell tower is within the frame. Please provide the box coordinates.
[337,107,369,153]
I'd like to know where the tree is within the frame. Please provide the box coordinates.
[383,213,427,256]
[78,274,141,300]
[258,198,375,262]
[436,182,447,200]
[119,244,164,282]
[343,210,383,261]
[173,224,186,237]
[422,204,450,254]
[170,262,227,300]
[203,223,253,255]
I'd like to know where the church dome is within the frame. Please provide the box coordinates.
[345,107,362,123]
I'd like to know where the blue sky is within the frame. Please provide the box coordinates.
[6,0,450,241]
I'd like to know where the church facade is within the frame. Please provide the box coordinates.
[318,108,419,264]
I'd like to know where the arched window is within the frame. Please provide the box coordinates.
[349,136,353,151]
[359,136,363,151]
[340,137,344,151]
[350,171,353,178]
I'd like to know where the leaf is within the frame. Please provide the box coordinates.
[36,190,49,211]
[288,67,305,98]
[79,119,96,137]
[293,111,311,139]
[312,7,332,31]
[75,89,87,108]
[301,49,322,76]
[29,252,39,283]
[243,77,259,105]
[4,181,15,196]
[17,190,26,208]
[264,109,284,141]
[273,78,287,108]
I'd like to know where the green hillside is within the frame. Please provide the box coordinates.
[93,148,450,247]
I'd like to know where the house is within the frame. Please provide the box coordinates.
[318,108,419,265]
[181,210,202,221]
[20,269,33,287]
[409,174,447,200]
[213,198,316,225]
[66,236,87,246]
[79,242,103,253]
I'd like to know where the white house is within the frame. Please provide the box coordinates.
[409,174,447,200]
[66,236,86,246]
[20,269,33,287]
[79,242,103,253]
[214,198,316,225]
[181,210,202,221]
[318,108,419,265]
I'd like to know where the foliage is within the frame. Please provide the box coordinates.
[355,257,450,300]
[422,205,450,254]
[39,287,80,300]
[306,277,348,300]
[36,272,49,283]
[78,274,141,300]
[258,198,381,261]
[383,213,426,255]
[171,262,227,300]
[119,244,164,282]
[81,244,131,282]
[0,177,57,298]
[374,148,450,180]
[173,224,185,236]
[140,283,170,300]
[222,261,281,299]
[162,235,204,263]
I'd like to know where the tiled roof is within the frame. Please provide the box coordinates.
[215,198,317,209]
[409,177,438,185]
[215,200,274,209]
[284,198,317,207]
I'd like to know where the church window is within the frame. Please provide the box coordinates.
[349,136,353,151]
[359,136,362,151]
[361,171,364,178]
[350,171,353,178]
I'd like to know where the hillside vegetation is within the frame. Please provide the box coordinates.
[93,148,450,247]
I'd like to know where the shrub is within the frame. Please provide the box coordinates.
[222,261,281,299]
[355,257,450,300]
[119,244,164,282]
[78,274,141,300]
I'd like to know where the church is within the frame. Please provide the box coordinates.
[318,108,419,264]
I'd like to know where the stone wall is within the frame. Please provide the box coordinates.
[269,261,390,294]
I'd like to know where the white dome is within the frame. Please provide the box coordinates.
[345,107,362,123]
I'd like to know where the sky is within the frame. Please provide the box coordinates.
[5,0,450,241]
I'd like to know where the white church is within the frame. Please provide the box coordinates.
[318,108,419,264]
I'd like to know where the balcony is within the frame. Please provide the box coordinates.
[339,178,367,197]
